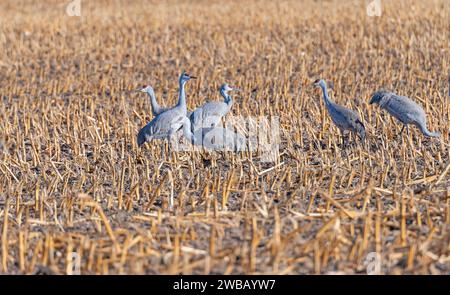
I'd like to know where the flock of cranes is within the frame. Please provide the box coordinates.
[137,72,241,150]
[313,79,440,146]
[136,72,441,151]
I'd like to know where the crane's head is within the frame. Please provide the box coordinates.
[220,84,237,93]
[179,71,197,84]
[369,90,389,105]
[312,79,329,89]
[138,85,153,93]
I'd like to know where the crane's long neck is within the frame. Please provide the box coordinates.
[147,89,162,116]
[220,89,233,108]
[320,83,332,106]
[177,80,187,111]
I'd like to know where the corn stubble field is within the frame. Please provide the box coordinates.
[0,0,449,275]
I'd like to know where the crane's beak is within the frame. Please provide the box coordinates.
[190,76,197,79]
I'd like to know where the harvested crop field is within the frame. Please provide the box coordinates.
[0,0,449,274]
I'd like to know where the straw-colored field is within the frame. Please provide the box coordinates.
[0,0,449,274]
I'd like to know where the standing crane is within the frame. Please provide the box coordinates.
[313,79,366,147]
[190,84,237,131]
[369,90,440,138]
[137,72,196,147]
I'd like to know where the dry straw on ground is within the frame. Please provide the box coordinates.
[0,0,449,274]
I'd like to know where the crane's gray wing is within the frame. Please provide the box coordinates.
[202,102,228,117]
[340,106,365,136]
[200,102,228,127]
[137,109,186,146]
[137,117,168,146]
[384,95,425,124]
[328,104,359,129]
[160,110,186,133]
[191,101,229,130]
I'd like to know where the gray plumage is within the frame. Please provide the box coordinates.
[369,91,440,138]
[190,84,236,130]
[313,79,366,145]
[137,72,196,147]
[139,85,193,118]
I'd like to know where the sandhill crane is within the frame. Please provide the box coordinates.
[138,85,168,116]
[313,79,366,146]
[190,84,237,131]
[369,91,440,138]
[137,72,196,147]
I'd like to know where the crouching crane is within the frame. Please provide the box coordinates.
[369,91,440,138]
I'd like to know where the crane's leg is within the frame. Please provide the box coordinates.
[341,130,346,149]
[398,124,410,137]
[350,132,357,148]
[340,130,348,157]
[167,129,177,153]
[160,141,166,159]
[396,125,405,144]
[403,126,410,145]
[398,125,410,145]
[355,132,361,147]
